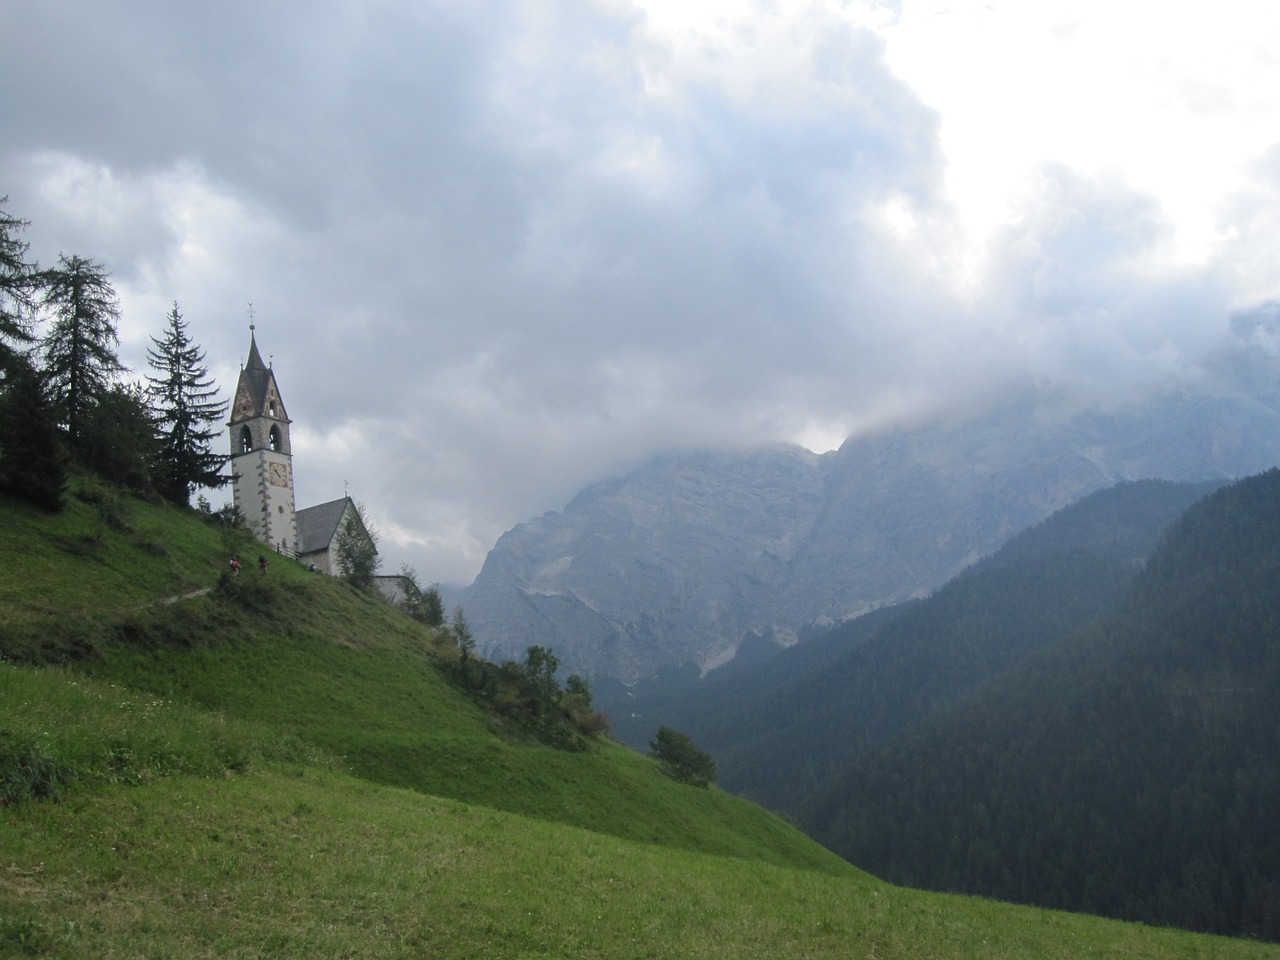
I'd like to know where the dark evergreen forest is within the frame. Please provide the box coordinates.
[802,470,1280,939]
[606,476,1280,940]
[0,199,228,512]
[609,479,1221,809]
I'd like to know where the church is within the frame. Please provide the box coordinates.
[228,327,377,573]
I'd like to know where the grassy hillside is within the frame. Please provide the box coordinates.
[2,481,1277,958]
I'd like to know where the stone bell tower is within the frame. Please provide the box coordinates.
[228,326,298,554]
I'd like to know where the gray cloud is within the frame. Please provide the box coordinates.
[979,165,1231,404]
[2,1,1273,581]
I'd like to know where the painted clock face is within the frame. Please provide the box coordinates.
[269,462,289,487]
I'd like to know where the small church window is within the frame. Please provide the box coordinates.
[269,426,282,451]
[239,426,253,454]
[269,400,278,418]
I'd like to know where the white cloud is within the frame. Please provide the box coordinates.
[3,0,1279,582]
[881,0,1280,275]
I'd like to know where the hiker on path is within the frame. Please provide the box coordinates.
[229,557,242,575]
[258,554,269,575]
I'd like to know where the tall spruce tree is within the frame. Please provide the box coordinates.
[40,253,124,450]
[145,302,228,505]
[0,197,42,368]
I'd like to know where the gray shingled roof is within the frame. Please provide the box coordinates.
[232,332,290,423]
[239,335,272,413]
[296,497,352,555]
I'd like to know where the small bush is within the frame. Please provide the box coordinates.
[0,617,105,665]
[649,726,717,788]
[95,493,133,534]
[450,648,608,752]
[0,908,53,957]
[213,568,284,616]
[72,478,132,530]
[0,730,73,804]
[73,477,108,506]
[112,614,166,649]
[136,539,169,557]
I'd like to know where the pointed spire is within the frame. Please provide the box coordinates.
[230,323,288,425]
[242,303,266,371]
[245,329,267,372]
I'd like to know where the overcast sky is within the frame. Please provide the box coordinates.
[4,0,1279,583]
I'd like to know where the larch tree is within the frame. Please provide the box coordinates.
[335,501,381,589]
[40,253,124,450]
[0,197,42,369]
[145,301,228,505]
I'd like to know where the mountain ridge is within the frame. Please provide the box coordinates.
[600,477,1222,793]
[458,326,1280,680]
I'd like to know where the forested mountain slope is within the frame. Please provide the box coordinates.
[803,469,1280,940]
[604,479,1221,810]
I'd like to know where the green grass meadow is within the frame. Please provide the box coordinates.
[2,482,1277,958]
[12,763,1276,960]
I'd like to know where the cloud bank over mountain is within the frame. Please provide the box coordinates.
[3,1,1278,582]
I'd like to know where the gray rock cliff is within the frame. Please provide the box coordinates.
[458,313,1280,681]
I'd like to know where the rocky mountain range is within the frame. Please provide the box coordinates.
[455,309,1280,682]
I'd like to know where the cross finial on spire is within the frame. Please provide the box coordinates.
[247,301,255,331]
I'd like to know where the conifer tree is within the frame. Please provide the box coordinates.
[79,382,161,494]
[0,352,67,511]
[396,563,446,627]
[145,302,228,505]
[451,605,476,680]
[420,581,446,628]
[335,501,381,589]
[0,197,42,369]
[40,253,124,449]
